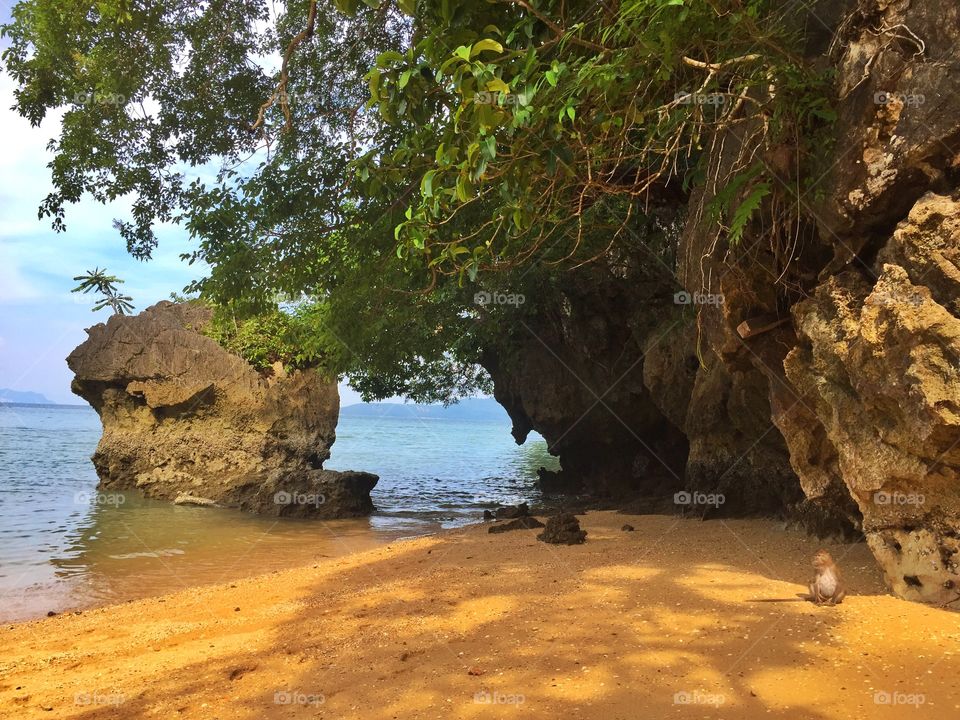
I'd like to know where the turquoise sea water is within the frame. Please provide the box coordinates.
[0,402,557,622]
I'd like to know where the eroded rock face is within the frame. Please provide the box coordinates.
[480,0,960,606]
[784,194,960,604]
[813,0,960,259]
[663,0,960,601]
[482,260,690,500]
[67,301,377,518]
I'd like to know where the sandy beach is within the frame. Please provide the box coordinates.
[2,511,958,719]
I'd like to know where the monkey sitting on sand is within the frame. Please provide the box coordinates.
[808,549,846,605]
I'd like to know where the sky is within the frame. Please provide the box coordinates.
[0,2,366,406]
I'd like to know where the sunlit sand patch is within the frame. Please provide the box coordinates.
[749,666,878,716]
[620,648,708,674]
[539,664,617,702]
[674,564,801,602]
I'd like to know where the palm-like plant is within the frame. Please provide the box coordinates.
[71,268,135,315]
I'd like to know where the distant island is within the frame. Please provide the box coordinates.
[341,397,510,422]
[0,388,51,404]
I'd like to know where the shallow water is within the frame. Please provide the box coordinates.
[0,403,557,622]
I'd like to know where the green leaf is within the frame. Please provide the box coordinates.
[454,45,471,61]
[399,69,412,89]
[485,77,510,94]
[545,70,558,87]
[376,51,404,68]
[366,68,381,99]
[456,174,472,202]
[480,134,496,160]
[332,0,360,15]
[728,182,771,246]
[421,169,437,197]
[470,39,503,58]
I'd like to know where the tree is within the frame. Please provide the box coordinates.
[4,1,831,399]
[71,268,135,315]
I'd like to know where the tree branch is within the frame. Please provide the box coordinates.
[250,0,318,133]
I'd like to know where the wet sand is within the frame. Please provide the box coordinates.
[1,511,958,719]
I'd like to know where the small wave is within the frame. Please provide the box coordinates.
[108,548,186,560]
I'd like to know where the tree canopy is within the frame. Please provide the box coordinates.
[3,0,832,400]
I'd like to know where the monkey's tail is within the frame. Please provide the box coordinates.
[749,594,811,603]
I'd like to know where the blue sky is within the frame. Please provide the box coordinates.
[0,2,366,405]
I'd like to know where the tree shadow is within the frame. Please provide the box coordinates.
[9,514,958,719]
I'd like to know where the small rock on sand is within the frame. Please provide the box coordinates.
[493,503,529,519]
[538,512,587,545]
[489,516,545,534]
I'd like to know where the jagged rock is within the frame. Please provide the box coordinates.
[812,0,960,258]
[482,510,495,521]
[537,513,587,545]
[493,503,529,519]
[536,467,580,494]
[769,375,863,540]
[481,261,690,500]
[488,516,545,534]
[66,301,378,518]
[173,494,220,507]
[784,193,960,604]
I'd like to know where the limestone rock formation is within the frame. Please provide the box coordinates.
[67,301,377,518]
[784,194,960,604]
[481,259,690,501]
[482,0,960,606]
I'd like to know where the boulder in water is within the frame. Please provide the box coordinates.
[67,301,377,518]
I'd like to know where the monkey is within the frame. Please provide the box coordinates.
[808,549,847,606]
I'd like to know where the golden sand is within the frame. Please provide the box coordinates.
[1,511,958,719]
